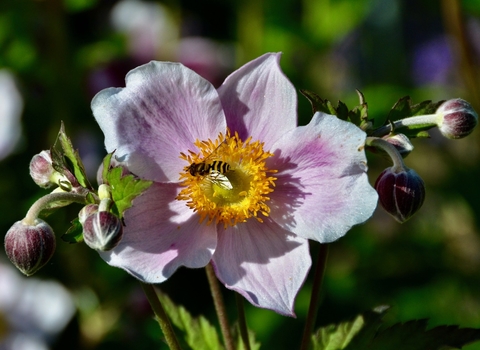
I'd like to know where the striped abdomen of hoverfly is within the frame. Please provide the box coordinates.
[188,160,231,176]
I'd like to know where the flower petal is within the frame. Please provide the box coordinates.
[99,182,217,282]
[217,53,297,150]
[212,219,310,316]
[92,61,227,182]
[267,112,378,242]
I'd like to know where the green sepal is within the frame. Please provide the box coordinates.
[61,217,84,244]
[51,122,93,190]
[105,166,153,219]
[155,290,224,350]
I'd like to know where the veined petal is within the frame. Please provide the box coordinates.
[267,112,378,243]
[212,219,310,316]
[92,61,227,182]
[99,182,217,282]
[217,53,297,150]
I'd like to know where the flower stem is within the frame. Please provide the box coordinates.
[140,282,182,350]
[371,114,438,137]
[235,293,251,350]
[300,243,329,350]
[23,192,88,225]
[205,263,234,350]
[366,136,406,173]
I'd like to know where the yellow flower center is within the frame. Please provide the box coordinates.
[177,131,277,227]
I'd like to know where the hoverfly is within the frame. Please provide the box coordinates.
[187,141,233,190]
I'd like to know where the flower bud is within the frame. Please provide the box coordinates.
[375,167,425,223]
[4,219,56,276]
[78,204,99,225]
[382,133,414,158]
[29,150,56,188]
[436,98,478,139]
[82,211,123,251]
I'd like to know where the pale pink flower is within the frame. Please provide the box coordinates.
[92,53,377,315]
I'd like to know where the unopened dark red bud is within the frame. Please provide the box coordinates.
[82,211,123,251]
[436,98,478,139]
[4,219,56,276]
[375,167,425,223]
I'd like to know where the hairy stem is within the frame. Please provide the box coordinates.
[205,263,235,350]
[236,293,251,350]
[300,243,329,350]
[24,192,88,225]
[366,137,406,173]
[140,283,182,350]
[370,114,438,137]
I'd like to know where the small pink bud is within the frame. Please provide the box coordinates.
[382,133,414,158]
[29,150,56,188]
[78,204,99,225]
[82,211,123,251]
[436,98,478,139]
[4,219,56,276]
[375,167,425,223]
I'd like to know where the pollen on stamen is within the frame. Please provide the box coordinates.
[176,130,277,228]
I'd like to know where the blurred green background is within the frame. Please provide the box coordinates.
[1,0,480,349]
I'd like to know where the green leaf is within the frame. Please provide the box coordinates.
[387,96,445,122]
[52,122,92,189]
[300,89,338,117]
[156,290,224,350]
[332,305,480,350]
[233,325,261,350]
[312,305,388,350]
[359,321,480,350]
[105,166,153,219]
[102,152,114,184]
[62,218,84,244]
[312,315,364,350]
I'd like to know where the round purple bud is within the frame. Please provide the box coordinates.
[4,219,56,276]
[29,150,56,188]
[436,98,478,139]
[375,167,425,223]
[82,211,123,251]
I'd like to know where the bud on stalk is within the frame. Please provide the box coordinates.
[4,219,56,276]
[82,210,123,251]
[436,98,478,139]
[375,167,425,223]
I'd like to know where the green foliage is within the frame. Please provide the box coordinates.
[104,163,153,220]
[156,290,224,350]
[62,218,84,244]
[376,96,446,138]
[300,89,370,130]
[312,306,480,350]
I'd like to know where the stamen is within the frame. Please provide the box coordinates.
[176,130,277,227]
